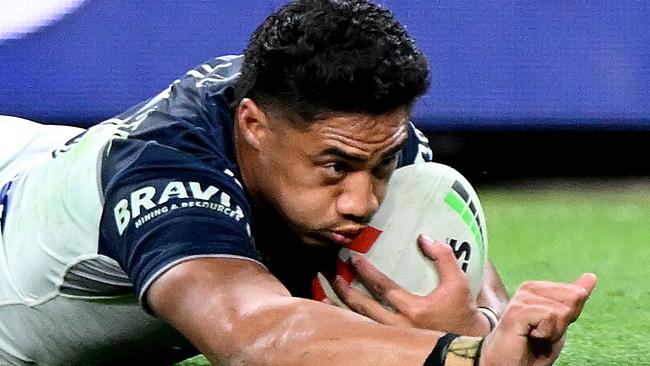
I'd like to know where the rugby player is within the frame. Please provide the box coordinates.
[0,0,596,365]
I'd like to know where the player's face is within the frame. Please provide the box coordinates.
[258,107,409,247]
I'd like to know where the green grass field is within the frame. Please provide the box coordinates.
[482,181,650,366]
[176,180,650,365]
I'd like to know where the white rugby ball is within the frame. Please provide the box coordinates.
[313,162,488,307]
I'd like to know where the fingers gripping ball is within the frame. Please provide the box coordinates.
[313,163,488,307]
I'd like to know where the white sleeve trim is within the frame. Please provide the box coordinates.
[139,254,267,304]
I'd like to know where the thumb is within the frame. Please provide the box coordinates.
[574,273,598,296]
[566,273,598,323]
[418,234,465,286]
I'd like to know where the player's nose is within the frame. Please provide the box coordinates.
[336,171,379,222]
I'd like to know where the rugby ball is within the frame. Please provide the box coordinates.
[312,162,488,308]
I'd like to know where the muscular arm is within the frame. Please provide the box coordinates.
[476,260,509,317]
[148,258,442,365]
[148,256,596,366]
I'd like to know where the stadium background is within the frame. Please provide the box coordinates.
[2,1,650,182]
[1,1,649,365]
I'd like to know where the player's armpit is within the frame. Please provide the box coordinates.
[147,257,444,366]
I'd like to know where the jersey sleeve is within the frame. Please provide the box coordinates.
[397,122,433,167]
[99,138,261,307]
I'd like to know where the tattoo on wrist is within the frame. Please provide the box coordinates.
[424,334,484,366]
[444,336,483,365]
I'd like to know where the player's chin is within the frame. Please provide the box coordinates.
[298,231,339,248]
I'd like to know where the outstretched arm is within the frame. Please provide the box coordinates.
[147,255,596,366]
[148,257,441,365]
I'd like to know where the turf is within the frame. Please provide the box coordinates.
[481,181,650,365]
[175,180,650,365]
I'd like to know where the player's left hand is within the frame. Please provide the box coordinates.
[332,234,491,336]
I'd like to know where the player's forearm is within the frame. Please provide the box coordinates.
[477,260,509,316]
[207,296,441,365]
[148,258,445,365]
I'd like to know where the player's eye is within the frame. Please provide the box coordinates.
[324,161,350,178]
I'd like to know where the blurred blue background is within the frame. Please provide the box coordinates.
[1,0,649,130]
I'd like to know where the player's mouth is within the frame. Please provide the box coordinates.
[325,228,364,246]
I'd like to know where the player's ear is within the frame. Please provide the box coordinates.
[235,98,269,150]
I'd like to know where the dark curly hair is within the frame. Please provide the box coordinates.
[233,0,430,123]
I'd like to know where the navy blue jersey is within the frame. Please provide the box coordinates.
[97,55,433,303]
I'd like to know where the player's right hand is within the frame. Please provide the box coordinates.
[479,273,597,366]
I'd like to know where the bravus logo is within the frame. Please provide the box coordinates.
[113,181,244,235]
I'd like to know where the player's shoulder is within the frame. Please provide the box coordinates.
[114,54,243,135]
[99,118,242,197]
[176,55,244,97]
[94,55,247,215]
[398,122,433,167]
[102,58,243,166]
[189,55,244,80]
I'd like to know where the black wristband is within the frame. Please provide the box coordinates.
[423,333,460,366]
